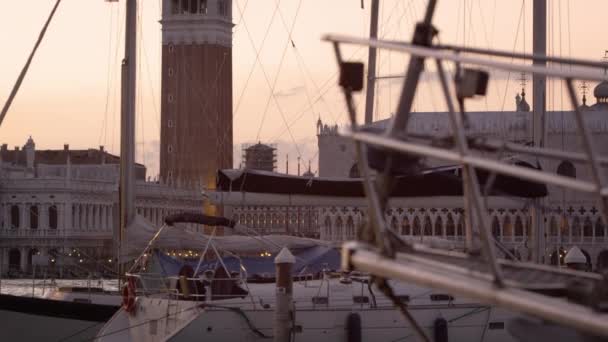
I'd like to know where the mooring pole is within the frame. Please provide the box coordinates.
[274,247,295,342]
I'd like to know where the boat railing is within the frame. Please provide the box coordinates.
[127,272,257,306]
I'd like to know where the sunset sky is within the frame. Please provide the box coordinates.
[1,0,607,176]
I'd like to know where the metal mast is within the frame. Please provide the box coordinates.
[118,0,137,262]
[531,0,546,263]
[364,0,380,124]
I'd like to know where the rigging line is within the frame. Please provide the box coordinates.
[253,0,304,158]
[0,0,63,128]
[466,0,475,48]
[499,0,525,112]
[558,0,564,113]
[272,1,417,141]
[232,0,250,34]
[110,3,125,154]
[140,9,160,133]
[475,0,502,109]
[270,1,319,125]
[99,6,116,146]
[137,3,146,168]
[232,0,282,120]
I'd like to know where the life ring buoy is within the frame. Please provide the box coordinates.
[122,277,136,315]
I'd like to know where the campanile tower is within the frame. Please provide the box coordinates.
[160,0,233,187]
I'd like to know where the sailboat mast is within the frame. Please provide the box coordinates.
[364,0,380,125]
[531,0,546,264]
[118,0,137,262]
[533,0,546,147]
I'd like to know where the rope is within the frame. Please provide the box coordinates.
[0,0,62,128]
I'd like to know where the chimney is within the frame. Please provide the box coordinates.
[64,144,69,151]
[100,145,106,164]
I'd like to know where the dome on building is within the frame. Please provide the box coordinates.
[594,81,608,101]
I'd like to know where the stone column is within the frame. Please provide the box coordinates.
[101,205,107,231]
[74,204,79,230]
[40,203,47,230]
[19,247,28,273]
[64,201,72,230]
[0,248,8,275]
[20,203,27,229]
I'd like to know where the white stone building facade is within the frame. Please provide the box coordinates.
[0,139,203,276]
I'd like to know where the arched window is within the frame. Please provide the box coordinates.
[492,216,500,238]
[503,216,512,238]
[10,205,20,229]
[584,217,593,237]
[556,161,576,178]
[390,216,398,232]
[514,216,524,236]
[335,216,344,241]
[549,217,558,236]
[346,216,355,238]
[571,217,581,241]
[446,215,455,237]
[595,218,605,237]
[401,217,411,236]
[48,205,58,229]
[412,217,421,236]
[348,163,360,178]
[30,206,39,229]
[456,216,464,236]
[324,216,332,240]
[423,216,432,236]
[8,249,21,271]
[434,216,443,237]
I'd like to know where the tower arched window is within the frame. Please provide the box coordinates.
[199,0,208,14]
[218,0,227,16]
[557,161,576,178]
[49,205,58,230]
[10,205,20,229]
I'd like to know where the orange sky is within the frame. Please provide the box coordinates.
[1,0,607,176]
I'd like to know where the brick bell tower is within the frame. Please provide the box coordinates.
[160,0,233,188]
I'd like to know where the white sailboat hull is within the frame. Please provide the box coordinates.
[98,296,518,342]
